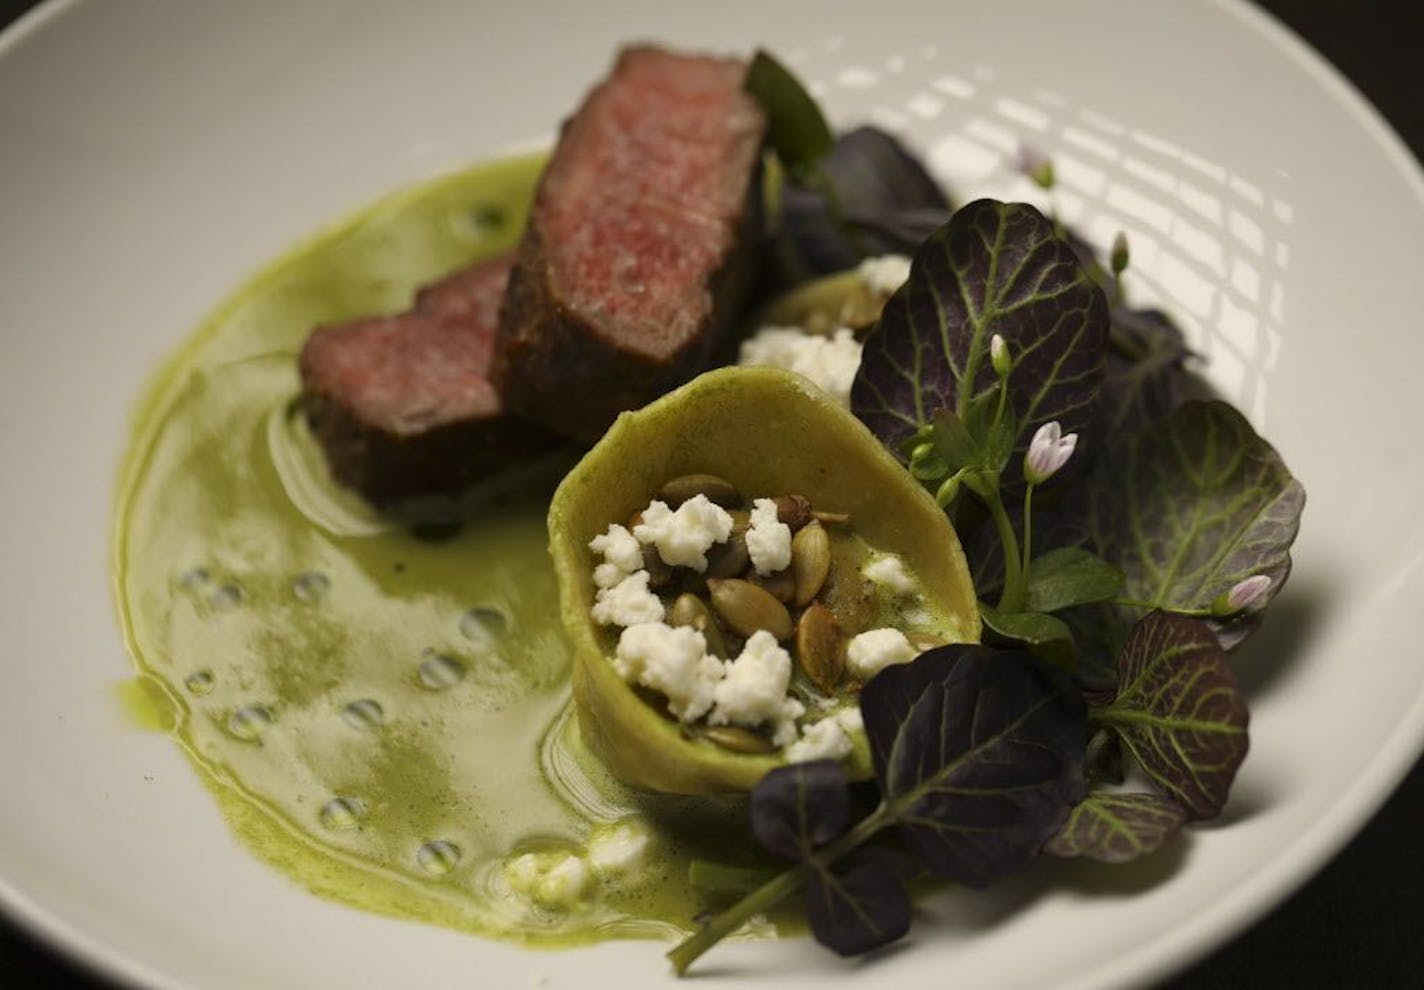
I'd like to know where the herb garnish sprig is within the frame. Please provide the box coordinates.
[670,645,1086,972]
[688,65,1304,972]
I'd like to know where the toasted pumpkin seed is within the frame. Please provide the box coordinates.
[812,509,851,525]
[642,546,674,589]
[750,567,797,604]
[790,520,831,606]
[708,578,793,641]
[658,473,741,508]
[669,592,730,658]
[773,494,814,531]
[795,603,844,693]
[706,512,751,579]
[703,725,776,754]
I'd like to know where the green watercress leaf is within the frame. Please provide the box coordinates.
[1043,791,1187,863]
[1025,546,1125,613]
[978,602,1077,671]
[805,847,912,956]
[744,50,834,180]
[750,760,850,860]
[1086,399,1304,649]
[860,645,1087,886]
[1094,612,1249,819]
[851,199,1109,486]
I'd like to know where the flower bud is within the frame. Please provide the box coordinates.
[934,475,960,507]
[1023,421,1077,484]
[1017,144,1055,190]
[1111,231,1130,276]
[990,333,1011,378]
[1211,575,1272,616]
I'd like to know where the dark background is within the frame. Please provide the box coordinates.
[1,0,1420,986]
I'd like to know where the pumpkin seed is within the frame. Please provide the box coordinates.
[658,473,741,508]
[669,592,730,658]
[773,494,813,531]
[707,579,793,641]
[812,509,851,525]
[642,546,674,589]
[705,511,750,578]
[790,520,831,606]
[703,725,776,754]
[750,567,797,604]
[795,603,844,693]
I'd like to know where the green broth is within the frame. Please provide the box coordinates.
[112,154,790,946]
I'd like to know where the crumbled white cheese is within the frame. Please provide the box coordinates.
[786,717,853,763]
[738,326,863,407]
[857,253,912,295]
[846,627,917,679]
[589,522,644,574]
[592,562,625,590]
[835,706,864,734]
[587,819,652,877]
[614,621,724,721]
[538,855,589,907]
[505,851,589,910]
[632,495,733,571]
[746,497,793,576]
[863,554,918,596]
[710,630,805,746]
[591,570,665,627]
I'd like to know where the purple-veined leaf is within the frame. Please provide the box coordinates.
[850,199,1109,485]
[1095,612,1249,819]
[805,847,912,956]
[751,760,851,861]
[1043,791,1187,863]
[1085,399,1304,650]
[860,645,1087,887]
[781,126,952,275]
[1100,306,1197,440]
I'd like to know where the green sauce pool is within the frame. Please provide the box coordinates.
[111,152,787,947]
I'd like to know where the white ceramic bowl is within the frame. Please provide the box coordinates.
[2,1,1421,987]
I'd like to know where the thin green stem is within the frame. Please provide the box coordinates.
[1021,483,1036,586]
[688,860,780,895]
[667,806,893,975]
[1111,597,1214,617]
[984,487,1025,612]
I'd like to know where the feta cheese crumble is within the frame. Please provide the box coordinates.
[589,523,643,574]
[835,706,864,733]
[738,325,863,407]
[587,819,652,877]
[710,630,805,746]
[857,253,912,295]
[863,553,918,596]
[745,497,793,575]
[632,495,733,571]
[846,627,917,679]
[786,716,853,763]
[614,621,724,721]
[591,570,664,627]
[505,851,589,910]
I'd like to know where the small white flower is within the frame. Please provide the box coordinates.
[1017,144,1055,189]
[1214,575,1272,616]
[990,333,1011,378]
[1023,421,1077,484]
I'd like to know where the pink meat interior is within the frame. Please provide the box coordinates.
[300,254,514,435]
[537,47,765,362]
